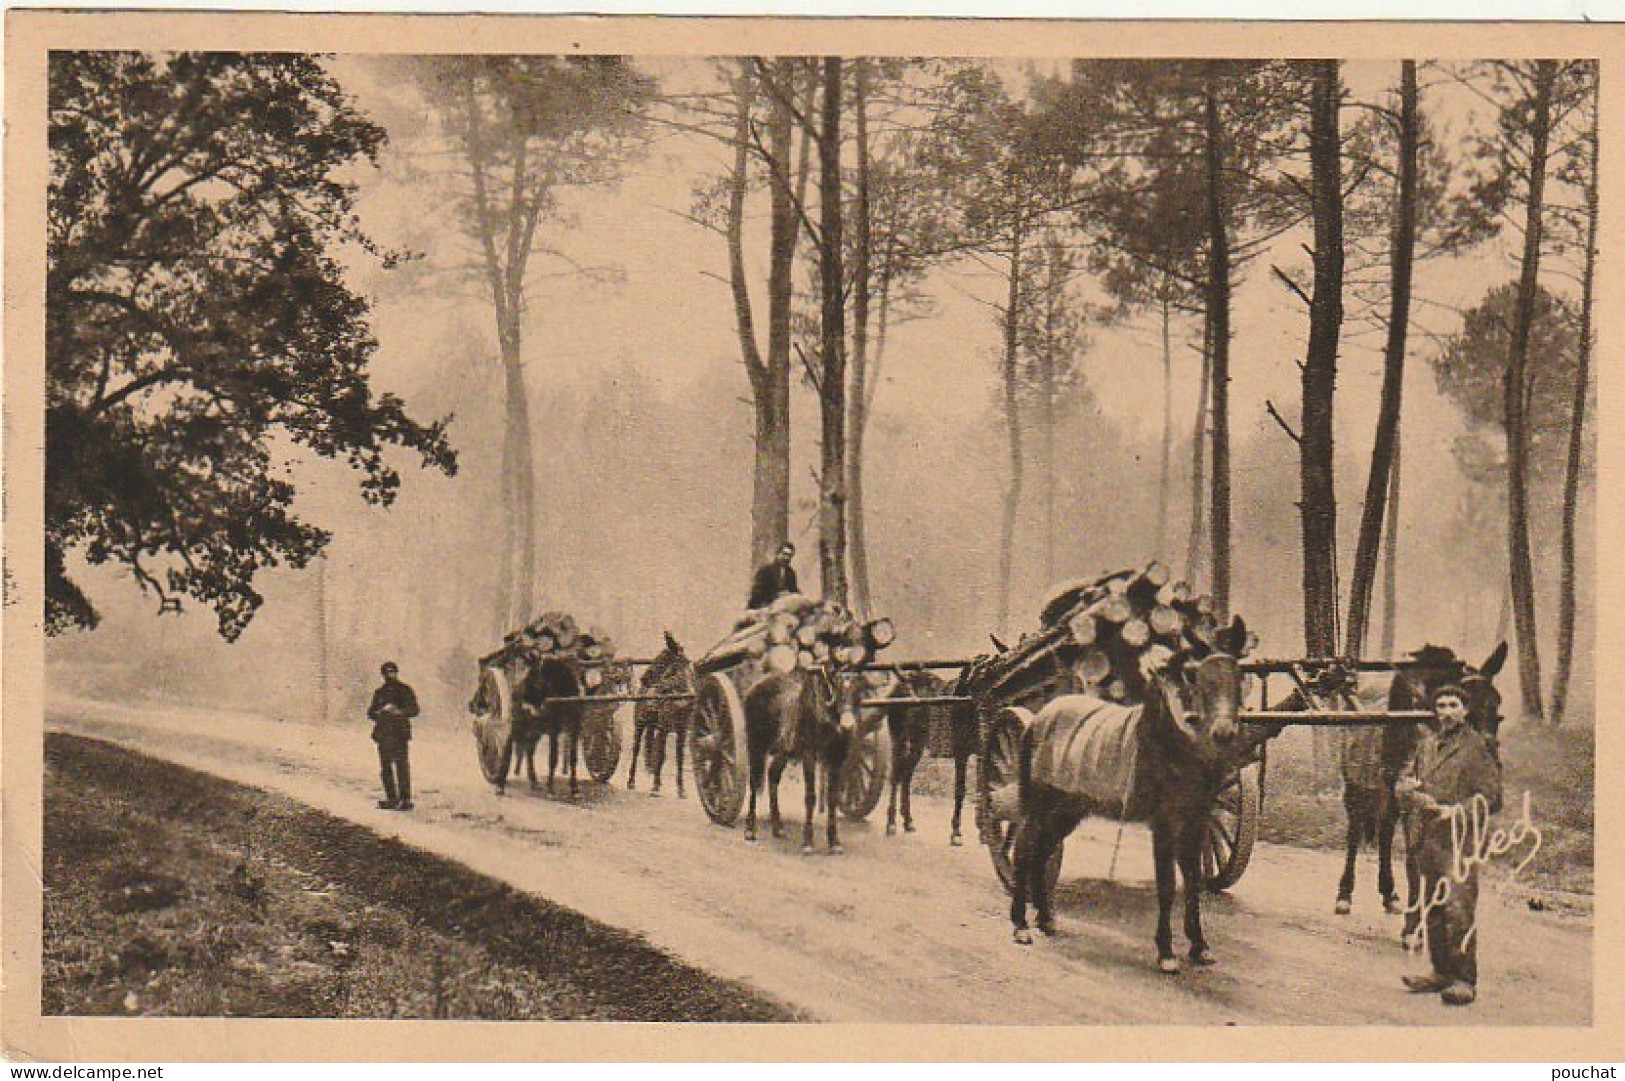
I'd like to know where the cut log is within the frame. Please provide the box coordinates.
[1077,648,1111,684]
[1150,606,1182,636]
[1121,618,1151,648]
[1100,596,1134,624]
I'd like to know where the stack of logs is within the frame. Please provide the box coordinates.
[964,561,1253,709]
[698,594,895,676]
[483,611,621,676]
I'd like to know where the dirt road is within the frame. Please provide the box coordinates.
[47,695,1591,1025]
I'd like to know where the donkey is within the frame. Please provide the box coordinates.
[627,632,696,798]
[1009,617,1249,973]
[742,663,863,853]
[1333,642,1507,916]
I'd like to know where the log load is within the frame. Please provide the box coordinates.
[696,594,896,677]
[476,611,630,693]
[963,561,1258,710]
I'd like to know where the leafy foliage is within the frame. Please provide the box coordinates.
[1027,60,1306,318]
[1432,281,1590,488]
[47,52,456,640]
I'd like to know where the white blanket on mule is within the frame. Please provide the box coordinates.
[1029,695,1141,805]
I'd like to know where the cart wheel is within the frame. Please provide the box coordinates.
[473,667,513,786]
[581,705,623,784]
[1203,761,1260,891]
[691,672,748,826]
[982,706,1062,896]
[838,719,891,820]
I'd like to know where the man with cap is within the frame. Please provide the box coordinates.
[748,542,800,611]
[1395,682,1502,1006]
[368,661,420,810]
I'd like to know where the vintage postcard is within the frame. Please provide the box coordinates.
[4,10,1621,1062]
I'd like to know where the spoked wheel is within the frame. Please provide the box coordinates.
[690,672,749,826]
[580,705,623,784]
[838,719,891,821]
[981,706,1062,896]
[473,666,513,786]
[1203,761,1261,891]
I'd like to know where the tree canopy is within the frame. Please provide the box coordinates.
[47,51,456,640]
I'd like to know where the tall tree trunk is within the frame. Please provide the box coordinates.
[315,553,329,723]
[1379,417,1401,658]
[1506,60,1555,721]
[1203,78,1233,617]
[1156,288,1174,561]
[1186,316,1212,587]
[746,59,798,573]
[1042,315,1058,586]
[817,57,849,607]
[1300,60,1344,657]
[725,63,780,576]
[1346,60,1417,658]
[501,322,537,630]
[997,226,1026,633]
[495,388,516,638]
[848,60,875,616]
[1551,72,1597,726]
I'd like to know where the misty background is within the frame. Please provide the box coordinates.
[45,56,1596,733]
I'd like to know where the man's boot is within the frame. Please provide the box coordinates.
[1441,982,1477,1006]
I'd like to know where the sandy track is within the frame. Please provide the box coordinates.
[47,695,1591,1025]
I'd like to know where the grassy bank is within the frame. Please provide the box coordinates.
[42,733,799,1020]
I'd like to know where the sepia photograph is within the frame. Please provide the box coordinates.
[4,12,1619,1061]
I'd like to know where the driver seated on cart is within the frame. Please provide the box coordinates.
[748,542,800,611]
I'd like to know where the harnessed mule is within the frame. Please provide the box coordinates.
[743,663,863,853]
[628,632,697,798]
[875,669,953,836]
[509,654,629,798]
[1330,642,1506,917]
[1009,617,1249,973]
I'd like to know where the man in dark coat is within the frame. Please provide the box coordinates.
[1396,683,1502,1006]
[368,661,420,810]
[747,541,800,610]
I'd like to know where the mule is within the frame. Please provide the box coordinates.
[1008,617,1249,973]
[1332,642,1507,917]
[505,655,594,798]
[628,632,696,798]
[874,669,952,836]
[743,664,862,853]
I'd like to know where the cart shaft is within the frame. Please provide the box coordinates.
[1241,710,1432,725]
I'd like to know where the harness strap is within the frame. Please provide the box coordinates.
[1106,714,1143,882]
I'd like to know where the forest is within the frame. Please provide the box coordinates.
[45,54,1598,733]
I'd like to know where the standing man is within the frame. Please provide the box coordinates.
[369,661,420,811]
[1396,683,1502,1006]
[748,541,800,610]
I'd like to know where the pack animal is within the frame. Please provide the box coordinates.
[874,669,955,837]
[1327,642,1507,917]
[743,664,863,853]
[507,654,622,798]
[628,632,697,798]
[1008,617,1250,973]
